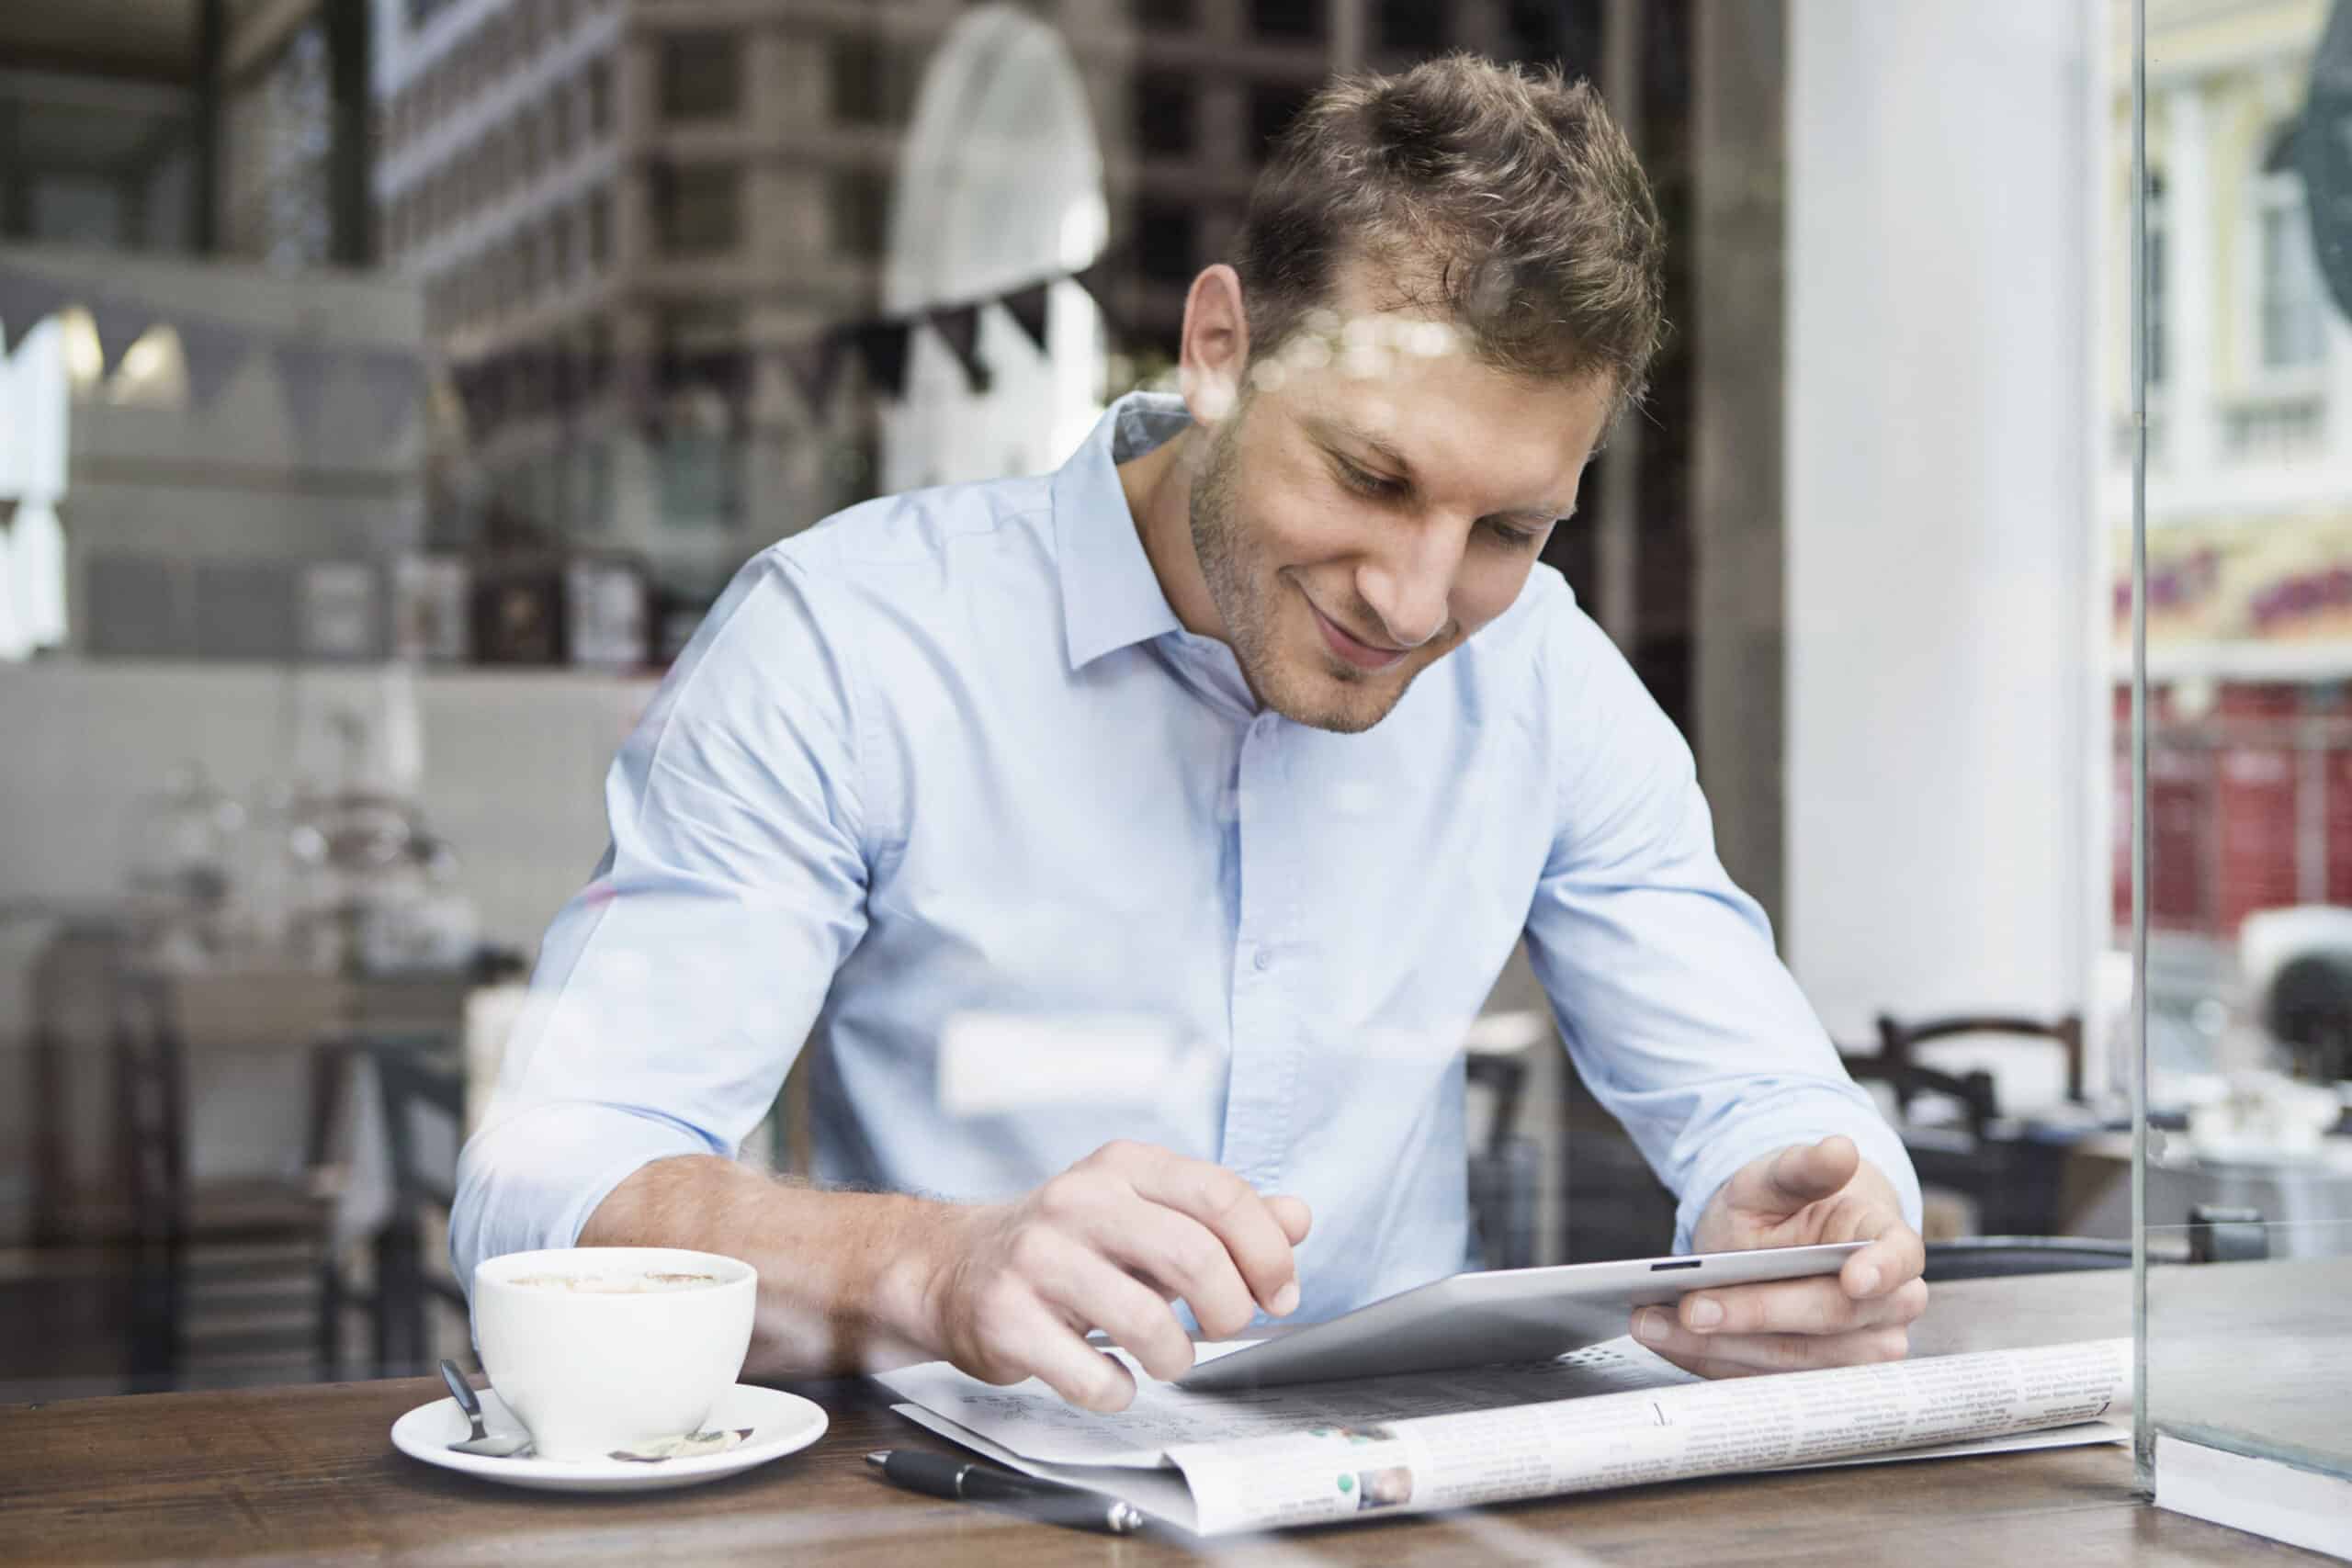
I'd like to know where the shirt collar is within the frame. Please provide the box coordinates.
[1052,391,1192,671]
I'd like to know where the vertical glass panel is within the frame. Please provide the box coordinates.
[2130,0,2352,1505]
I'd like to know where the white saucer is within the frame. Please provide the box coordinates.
[390,1382,828,1494]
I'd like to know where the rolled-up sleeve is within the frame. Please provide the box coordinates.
[1521,615,1920,1255]
[450,549,874,1288]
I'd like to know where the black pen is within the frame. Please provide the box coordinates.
[865,1450,1146,1534]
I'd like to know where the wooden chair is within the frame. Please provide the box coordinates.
[1464,1010,1554,1271]
[110,973,346,1389]
[362,1038,469,1377]
[1465,1052,1538,1270]
[1846,1011,2088,1239]
[1874,1011,2086,1112]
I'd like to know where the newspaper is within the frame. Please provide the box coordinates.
[878,1337,2131,1536]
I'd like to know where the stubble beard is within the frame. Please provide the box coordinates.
[1187,411,1396,736]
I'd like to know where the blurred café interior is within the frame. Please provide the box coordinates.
[0,0,2348,1438]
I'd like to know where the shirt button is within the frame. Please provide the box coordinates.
[1253,948,1272,972]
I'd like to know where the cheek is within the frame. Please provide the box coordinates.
[1249,494,1363,575]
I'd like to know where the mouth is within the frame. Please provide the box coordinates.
[1306,597,1410,674]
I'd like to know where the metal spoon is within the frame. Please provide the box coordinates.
[439,1359,534,1459]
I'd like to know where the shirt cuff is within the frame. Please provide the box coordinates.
[1669,1096,1924,1256]
[449,1100,715,1292]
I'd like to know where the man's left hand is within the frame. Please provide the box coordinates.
[1634,1134,1927,1378]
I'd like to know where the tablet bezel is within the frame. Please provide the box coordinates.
[1175,1240,1869,1391]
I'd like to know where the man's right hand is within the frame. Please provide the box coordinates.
[904,1140,1312,1412]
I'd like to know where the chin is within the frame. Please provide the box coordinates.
[1260,658,1414,735]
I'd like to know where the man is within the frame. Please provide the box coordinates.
[454,55,1926,1412]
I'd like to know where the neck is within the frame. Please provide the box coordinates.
[1118,423,1227,641]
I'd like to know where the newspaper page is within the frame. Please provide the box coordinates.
[882,1338,2128,1535]
[1166,1338,2130,1535]
[875,1336,1702,1469]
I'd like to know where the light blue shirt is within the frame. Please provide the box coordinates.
[452,392,1919,1320]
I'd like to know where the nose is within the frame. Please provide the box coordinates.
[1355,523,1464,650]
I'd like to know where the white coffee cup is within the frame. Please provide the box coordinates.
[471,1246,757,1461]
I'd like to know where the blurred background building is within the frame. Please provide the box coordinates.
[2109,2,2352,972]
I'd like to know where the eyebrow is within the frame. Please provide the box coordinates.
[1303,412,1574,525]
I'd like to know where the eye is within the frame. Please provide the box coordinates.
[1483,519,1548,550]
[1332,457,1405,500]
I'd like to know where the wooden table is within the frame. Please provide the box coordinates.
[0,1271,2331,1565]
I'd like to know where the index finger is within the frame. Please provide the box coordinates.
[1114,1146,1302,1316]
[1675,1273,1928,1337]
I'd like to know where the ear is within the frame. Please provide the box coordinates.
[1177,265,1251,425]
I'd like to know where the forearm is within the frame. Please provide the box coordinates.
[578,1154,956,1378]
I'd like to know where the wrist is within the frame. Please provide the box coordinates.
[870,1196,976,1361]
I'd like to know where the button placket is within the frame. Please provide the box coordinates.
[1220,719,1289,1188]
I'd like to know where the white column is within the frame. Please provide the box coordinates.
[2324,265,2352,471]
[1785,1,2099,1059]
[2166,82,2219,482]
[1329,0,1364,73]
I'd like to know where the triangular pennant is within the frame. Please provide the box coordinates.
[1001,281,1052,355]
[1069,262,1127,348]
[174,316,249,412]
[272,341,338,448]
[355,348,423,447]
[653,341,691,399]
[582,344,615,401]
[689,348,752,421]
[0,265,72,355]
[928,302,990,394]
[548,344,582,420]
[508,346,548,420]
[85,297,153,378]
[851,320,912,400]
[777,332,846,414]
[452,355,509,437]
[652,346,750,430]
[620,353,664,443]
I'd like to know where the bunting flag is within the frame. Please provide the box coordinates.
[582,344,615,400]
[1069,260,1127,349]
[442,253,1119,439]
[620,352,664,443]
[85,296,153,378]
[0,241,1142,447]
[0,265,72,355]
[508,349,551,422]
[175,316,250,412]
[355,348,424,446]
[778,331,846,414]
[670,346,753,428]
[850,320,912,400]
[1001,281,1052,355]
[273,341,340,448]
[451,355,510,436]
[928,302,989,394]
[545,345,576,422]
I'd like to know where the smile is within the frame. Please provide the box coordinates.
[1306,598,1410,673]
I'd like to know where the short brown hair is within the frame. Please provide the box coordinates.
[1227,54,1666,404]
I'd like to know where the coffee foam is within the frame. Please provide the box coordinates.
[507,1270,723,1293]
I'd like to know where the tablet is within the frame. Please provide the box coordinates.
[1175,1240,1867,1391]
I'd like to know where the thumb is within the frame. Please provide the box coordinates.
[1746,1135,1860,1215]
[1266,1194,1313,1246]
